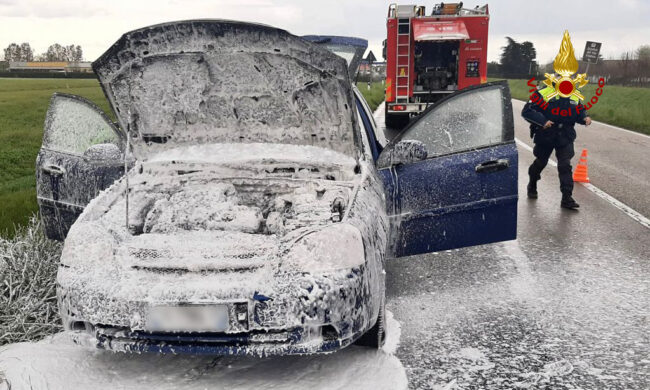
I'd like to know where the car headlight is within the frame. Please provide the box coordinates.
[60,222,115,267]
[280,224,365,273]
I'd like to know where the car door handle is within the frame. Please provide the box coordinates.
[41,164,66,176]
[475,159,509,174]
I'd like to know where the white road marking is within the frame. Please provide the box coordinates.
[592,120,650,139]
[515,138,557,167]
[580,183,650,229]
[373,101,384,120]
[515,138,650,229]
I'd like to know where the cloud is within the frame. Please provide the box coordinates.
[1,0,109,18]
[0,1,648,63]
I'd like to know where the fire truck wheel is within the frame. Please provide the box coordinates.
[385,113,410,130]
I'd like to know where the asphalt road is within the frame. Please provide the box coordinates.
[381,103,650,389]
[511,99,650,219]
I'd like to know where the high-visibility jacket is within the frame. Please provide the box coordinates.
[538,86,581,104]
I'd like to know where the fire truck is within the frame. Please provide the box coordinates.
[383,3,489,128]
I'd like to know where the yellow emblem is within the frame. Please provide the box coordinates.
[543,30,588,100]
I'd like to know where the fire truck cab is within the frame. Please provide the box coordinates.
[384,3,489,128]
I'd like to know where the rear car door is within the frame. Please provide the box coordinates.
[378,81,518,257]
[36,93,125,241]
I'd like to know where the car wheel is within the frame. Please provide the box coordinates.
[354,297,386,349]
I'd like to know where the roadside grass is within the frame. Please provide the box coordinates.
[491,78,650,135]
[0,78,111,238]
[356,81,385,112]
[0,215,62,346]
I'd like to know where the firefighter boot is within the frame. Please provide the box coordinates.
[561,194,580,210]
[527,161,545,199]
[527,181,538,199]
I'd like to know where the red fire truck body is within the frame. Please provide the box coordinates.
[384,3,489,128]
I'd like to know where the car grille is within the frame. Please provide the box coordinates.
[96,326,299,346]
[122,231,279,272]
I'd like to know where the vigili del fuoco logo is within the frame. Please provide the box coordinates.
[527,30,606,115]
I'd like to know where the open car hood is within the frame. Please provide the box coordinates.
[92,20,359,160]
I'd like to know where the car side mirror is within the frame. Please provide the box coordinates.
[83,143,123,162]
[377,140,428,169]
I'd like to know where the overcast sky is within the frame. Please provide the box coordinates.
[1,0,649,64]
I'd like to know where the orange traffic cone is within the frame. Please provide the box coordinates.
[573,149,590,183]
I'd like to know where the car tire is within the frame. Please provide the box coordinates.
[354,297,386,349]
[385,112,410,130]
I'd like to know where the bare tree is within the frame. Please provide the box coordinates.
[3,43,20,61]
[636,45,650,83]
[3,43,34,61]
[45,43,64,61]
[43,43,84,61]
[73,45,83,62]
[19,43,34,61]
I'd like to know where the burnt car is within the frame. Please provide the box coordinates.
[36,20,518,355]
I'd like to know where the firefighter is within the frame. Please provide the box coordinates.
[522,85,592,209]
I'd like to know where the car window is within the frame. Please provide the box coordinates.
[43,95,120,155]
[397,85,508,157]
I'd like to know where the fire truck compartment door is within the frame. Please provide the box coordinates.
[302,35,368,79]
[378,81,518,257]
[413,20,470,41]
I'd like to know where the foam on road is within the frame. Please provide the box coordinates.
[0,312,406,390]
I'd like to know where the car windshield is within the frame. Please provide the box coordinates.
[93,21,360,160]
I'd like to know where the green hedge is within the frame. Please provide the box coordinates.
[0,71,96,79]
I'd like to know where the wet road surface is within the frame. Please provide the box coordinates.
[511,99,650,219]
[380,103,650,389]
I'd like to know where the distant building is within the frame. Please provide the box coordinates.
[359,60,386,76]
[372,61,386,76]
[8,61,93,73]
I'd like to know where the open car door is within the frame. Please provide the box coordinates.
[36,93,126,241]
[378,81,518,257]
[302,35,367,79]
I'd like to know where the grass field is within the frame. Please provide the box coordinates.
[0,78,112,237]
[356,81,385,112]
[491,78,650,135]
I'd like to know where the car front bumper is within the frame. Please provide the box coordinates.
[58,264,381,356]
[90,325,364,356]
